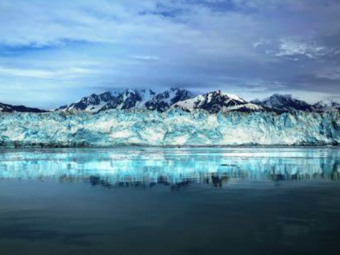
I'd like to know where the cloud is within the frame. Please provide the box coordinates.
[276,39,326,59]
[0,0,340,108]
[0,66,96,79]
[254,38,334,60]
[132,55,160,62]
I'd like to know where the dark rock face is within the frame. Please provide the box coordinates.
[0,102,46,113]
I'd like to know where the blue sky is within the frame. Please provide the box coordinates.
[0,0,340,109]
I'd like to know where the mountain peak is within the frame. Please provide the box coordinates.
[271,93,292,98]
[263,94,293,104]
[259,93,313,112]
[313,100,340,112]
[172,90,260,113]
[314,100,340,108]
[144,88,194,112]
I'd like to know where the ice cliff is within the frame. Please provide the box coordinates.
[0,109,340,147]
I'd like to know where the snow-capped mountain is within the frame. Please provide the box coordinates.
[98,89,156,112]
[50,89,340,115]
[144,88,194,112]
[253,94,314,112]
[313,100,340,112]
[57,88,194,113]
[172,90,263,113]
[56,91,122,112]
[0,102,46,113]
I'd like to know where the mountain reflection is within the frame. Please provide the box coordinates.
[0,148,340,189]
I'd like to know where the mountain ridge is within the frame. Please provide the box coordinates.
[1,88,340,114]
[254,94,315,112]
[0,102,46,113]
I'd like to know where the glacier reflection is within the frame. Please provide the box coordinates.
[0,148,340,189]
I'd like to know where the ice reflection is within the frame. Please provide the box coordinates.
[0,147,340,189]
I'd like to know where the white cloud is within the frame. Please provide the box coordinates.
[254,37,333,60]
[276,39,326,59]
[132,55,160,62]
[0,66,97,79]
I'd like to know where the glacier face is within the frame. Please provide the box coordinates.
[0,109,340,147]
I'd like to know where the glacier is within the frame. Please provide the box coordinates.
[0,109,340,147]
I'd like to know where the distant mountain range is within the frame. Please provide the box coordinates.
[1,88,340,114]
[55,88,193,113]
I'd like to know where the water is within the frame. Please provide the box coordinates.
[0,147,340,255]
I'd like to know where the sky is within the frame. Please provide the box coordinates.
[0,0,340,109]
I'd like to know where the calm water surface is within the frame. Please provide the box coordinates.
[0,147,340,255]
